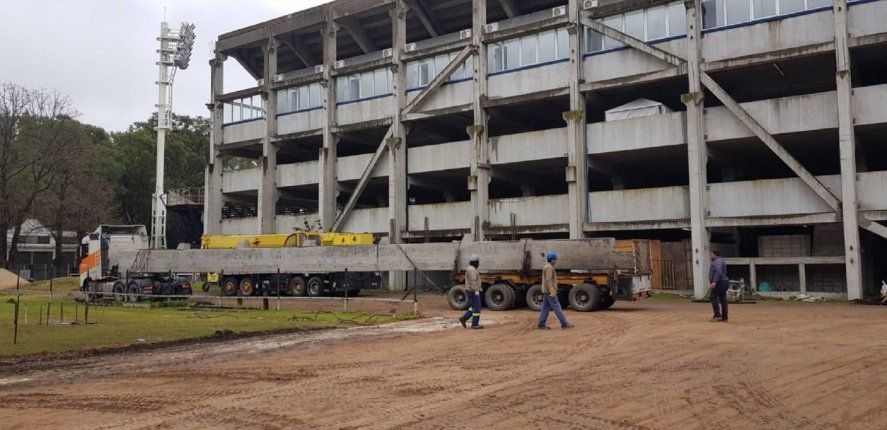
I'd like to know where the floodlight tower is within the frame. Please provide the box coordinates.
[152,21,196,249]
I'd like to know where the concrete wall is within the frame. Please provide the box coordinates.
[850,0,887,36]
[491,128,568,164]
[408,140,470,173]
[589,186,689,223]
[336,96,393,125]
[588,111,686,154]
[338,152,389,182]
[702,9,834,63]
[488,61,570,99]
[340,207,388,233]
[490,194,569,227]
[278,161,319,188]
[408,202,470,231]
[223,119,266,144]
[277,109,324,135]
[406,80,473,113]
[221,217,258,235]
[583,38,684,83]
[759,235,811,257]
[223,169,260,194]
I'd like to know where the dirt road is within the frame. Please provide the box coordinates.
[1,296,885,429]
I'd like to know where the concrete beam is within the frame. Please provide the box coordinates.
[498,0,519,18]
[338,15,377,54]
[700,73,841,212]
[860,216,887,241]
[402,45,474,116]
[405,0,441,37]
[280,34,318,67]
[232,49,262,80]
[331,126,395,232]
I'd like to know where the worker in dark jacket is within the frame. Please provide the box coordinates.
[709,249,729,322]
[537,252,574,330]
[459,255,484,329]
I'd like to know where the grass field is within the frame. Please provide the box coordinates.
[0,294,414,358]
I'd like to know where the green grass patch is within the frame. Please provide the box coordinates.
[0,295,416,358]
[19,276,81,293]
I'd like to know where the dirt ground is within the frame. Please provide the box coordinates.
[1,294,886,430]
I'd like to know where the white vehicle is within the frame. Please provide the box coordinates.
[78,225,192,301]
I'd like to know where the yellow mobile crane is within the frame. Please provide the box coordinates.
[201,231,379,297]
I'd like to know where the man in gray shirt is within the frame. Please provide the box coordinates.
[709,249,729,322]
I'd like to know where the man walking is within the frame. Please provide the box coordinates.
[537,252,574,330]
[459,255,484,329]
[709,249,729,322]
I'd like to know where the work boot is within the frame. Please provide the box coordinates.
[471,325,484,330]
[561,323,575,329]
[459,318,467,328]
[537,325,551,330]
[710,317,722,322]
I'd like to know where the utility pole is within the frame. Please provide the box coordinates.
[152,21,195,249]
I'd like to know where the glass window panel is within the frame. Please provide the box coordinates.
[310,84,321,107]
[668,2,687,36]
[726,0,750,25]
[276,90,286,113]
[337,77,348,101]
[489,43,504,72]
[407,62,419,88]
[224,103,232,123]
[556,27,570,59]
[806,0,831,9]
[348,75,360,101]
[752,0,777,18]
[538,30,556,63]
[464,55,474,79]
[374,68,388,94]
[434,54,448,79]
[647,6,667,40]
[779,0,804,14]
[297,86,308,110]
[520,34,538,66]
[586,27,603,52]
[504,39,520,69]
[360,72,374,98]
[602,15,624,49]
[625,10,645,40]
[419,60,432,86]
[702,0,726,28]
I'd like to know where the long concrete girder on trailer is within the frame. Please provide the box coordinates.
[119,239,635,275]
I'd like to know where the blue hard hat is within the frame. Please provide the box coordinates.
[546,252,557,260]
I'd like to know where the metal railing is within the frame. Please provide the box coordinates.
[166,187,205,207]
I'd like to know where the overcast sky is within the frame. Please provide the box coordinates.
[0,0,330,132]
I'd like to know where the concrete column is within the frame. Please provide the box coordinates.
[565,0,588,239]
[834,0,863,300]
[319,20,339,231]
[258,39,280,234]
[204,51,226,235]
[682,1,710,299]
[799,263,807,294]
[469,0,490,241]
[388,1,409,291]
[749,262,757,292]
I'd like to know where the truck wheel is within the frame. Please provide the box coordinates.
[288,276,307,296]
[599,295,616,310]
[113,282,126,302]
[568,284,601,312]
[239,277,256,296]
[484,284,515,311]
[221,277,239,296]
[446,286,470,310]
[526,284,544,311]
[512,285,528,308]
[307,277,324,297]
[127,283,142,302]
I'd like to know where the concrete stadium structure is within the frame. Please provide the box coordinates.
[204,0,887,298]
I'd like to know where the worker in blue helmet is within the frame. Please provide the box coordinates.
[459,254,484,329]
[537,251,574,330]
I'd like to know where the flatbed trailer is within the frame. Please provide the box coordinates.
[448,270,650,312]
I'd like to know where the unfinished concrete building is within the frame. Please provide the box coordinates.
[205,0,887,298]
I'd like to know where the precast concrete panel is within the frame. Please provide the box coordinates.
[223,120,266,144]
[338,153,390,182]
[589,186,690,223]
[490,195,569,227]
[490,128,568,164]
[408,140,471,173]
[340,207,388,233]
[222,168,261,194]
[487,61,571,99]
[583,38,684,83]
[336,96,394,125]
[848,1,887,38]
[221,217,259,235]
[408,202,471,231]
[277,109,324,135]
[277,161,320,188]
[588,112,686,154]
[406,80,473,113]
[707,176,842,218]
[702,10,834,63]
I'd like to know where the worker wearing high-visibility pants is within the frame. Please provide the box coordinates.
[459,255,484,329]
[537,252,574,330]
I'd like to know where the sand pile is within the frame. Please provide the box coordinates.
[0,268,29,289]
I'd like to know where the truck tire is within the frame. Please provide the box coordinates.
[512,285,528,308]
[599,295,616,310]
[288,276,307,296]
[484,283,515,311]
[239,277,257,296]
[113,282,126,302]
[307,276,324,297]
[221,277,239,296]
[127,283,142,302]
[446,286,470,310]
[568,284,601,312]
[526,284,544,311]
